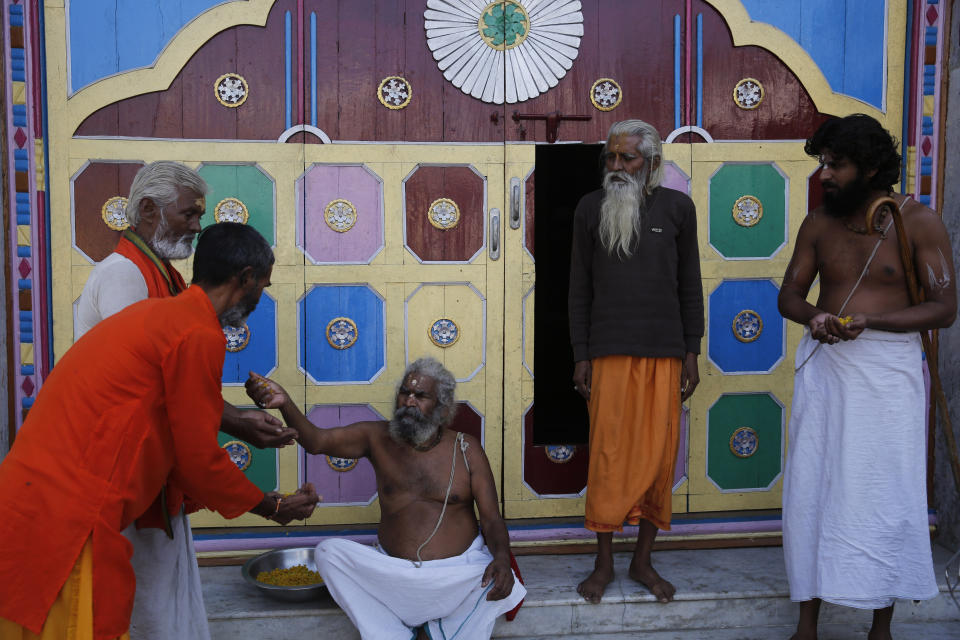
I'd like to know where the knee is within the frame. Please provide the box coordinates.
[314,538,350,572]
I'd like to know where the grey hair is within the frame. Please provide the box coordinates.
[604,119,664,192]
[399,357,457,425]
[125,161,208,227]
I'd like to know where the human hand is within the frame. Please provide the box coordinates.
[481,557,515,601]
[573,360,592,401]
[808,313,840,344]
[270,483,320,525]
[245,371,290,410]
[231,409,297,449]
[680,353,699,402]
[824,313,866,341]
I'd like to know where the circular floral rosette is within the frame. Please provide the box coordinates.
[429,318,459,347]
[215,197,249,224]
[424,0,584,104]
[326,456,358,472]
[224,323,251,352]
[732,195,763,227]
[733,78,763,110]
[427,198,460,230]
[729,427,759,458]
[215,73,249,108]
[378,76,412,109]
[326,317,358,349]
[222,440,252,471]
[101,196,129,231]
[732,310,763,343]
[590,78,622,111]
[545,444,576,464]
[324,199,357,232]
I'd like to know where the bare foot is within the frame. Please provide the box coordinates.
[577,563,614,604]
[788,632,816,640]
[628,561,675,603]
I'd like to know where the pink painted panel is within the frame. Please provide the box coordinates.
[662,163,691,195]
[302,404,380,504]
[297,165,383,264]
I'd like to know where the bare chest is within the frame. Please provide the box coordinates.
[373,442,473,506]
[816,229,906,290]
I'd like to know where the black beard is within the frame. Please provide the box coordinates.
[219,288,260,327]
[822,176,873,218]
[388,406,443,447]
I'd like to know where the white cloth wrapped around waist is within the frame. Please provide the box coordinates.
[315,535,525,640]
[783,329,938,609]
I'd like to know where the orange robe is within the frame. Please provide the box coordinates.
[584,355,681,532]
[0,285,263,639]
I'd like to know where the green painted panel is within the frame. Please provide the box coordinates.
[709,164,786,259]
[199,164,275,245]
[707,393,783,490]
[218,428,278,493]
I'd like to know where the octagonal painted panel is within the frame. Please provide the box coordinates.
[198,164,276,245]
[661,161,691,195]
[299,285,385,384]
[449,401,484,445]
[217,427,277,493]
[523,168,535,259]
[403,165,486,263]
[302,404,380,506]
[807,165,824,214]
[296,164,384,264]
[222,291,277,384]
[522,405,589,497]
[708,279,785,375]
[405,283,485,382]
[71,161,144,263]
[706,393,784,492]
[709,163,787,259]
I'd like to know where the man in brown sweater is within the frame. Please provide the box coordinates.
[569,119,704,604]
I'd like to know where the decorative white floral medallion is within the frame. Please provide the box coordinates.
[324,199,358,232]
[326,317,358,349]
[729,427,759,458]
[215,73,249,108]
[222,440,252,471]
[732,195,763,227]
[732,309,763,343]
[326,456,358,472]
[224,323,251,352]
[378,76,412,109]
[590,78,622,111]
[424,0,584,104]
[733,78,763,110]
[215,197,249,224]
[429,318,459,347]
[101,196,129,231]
[545,444,576,464]
[427,198,460,230]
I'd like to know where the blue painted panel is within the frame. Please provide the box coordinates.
[68,0,229,93]
[299,285,385,383]
[708,280,784,374]
[222,291,277,384]
[741,0,884,108]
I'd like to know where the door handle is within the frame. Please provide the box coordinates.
[510,178,521,229]
[489,208,500,261]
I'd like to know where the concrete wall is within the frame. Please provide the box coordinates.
[934,3,960,551]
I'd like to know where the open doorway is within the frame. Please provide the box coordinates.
[532,143,604,445]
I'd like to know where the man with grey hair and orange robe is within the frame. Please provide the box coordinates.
[569,119,703,603]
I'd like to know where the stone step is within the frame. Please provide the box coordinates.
[202,544,960,639]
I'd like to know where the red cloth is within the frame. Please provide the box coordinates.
[0,286,264,639]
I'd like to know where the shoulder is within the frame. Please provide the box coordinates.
[85,253,145,289]
[575,189,604,214]
[901,198,945,237]
[655,186,694,209]
[459,432,489,463]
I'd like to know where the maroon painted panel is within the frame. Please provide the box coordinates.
[404,166,485,262]
[522,406,589,496]
[524,170,534,258]
[72,162,144,262]
[808,166,824,214]
[448,402,483,442]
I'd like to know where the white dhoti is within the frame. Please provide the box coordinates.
[124,510,211,640]
[316,536,526,640]
[783,330,939,609]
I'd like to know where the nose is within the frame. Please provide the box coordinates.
[189,217,203,233]
[403,392,417,407]
[611,155,624,171]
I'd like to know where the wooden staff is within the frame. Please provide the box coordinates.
[865,196,960,493]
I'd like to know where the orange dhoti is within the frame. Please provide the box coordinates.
[585,355,681,532]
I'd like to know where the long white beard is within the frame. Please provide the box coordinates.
[150,213,195,260]
[599,168,647,258]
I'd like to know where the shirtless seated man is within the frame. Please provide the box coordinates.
[245,357,525,640]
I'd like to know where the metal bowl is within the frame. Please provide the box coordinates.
[241,546,326,602]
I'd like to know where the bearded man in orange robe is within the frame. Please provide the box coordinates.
[0,223,318,639]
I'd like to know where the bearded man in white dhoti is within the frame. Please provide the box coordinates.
[778,114,956,640]
[246,358,525,640]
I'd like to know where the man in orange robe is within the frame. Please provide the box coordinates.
[0,223,318,639]
[569,120,703,604]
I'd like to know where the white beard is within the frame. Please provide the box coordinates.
[599,167,647,258]
[150,213,195,260]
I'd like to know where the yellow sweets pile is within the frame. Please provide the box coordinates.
[256,565,323,586]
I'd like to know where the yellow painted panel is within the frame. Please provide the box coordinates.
[405,284,484,380]
[20,343,33,366]
[34,139,45,189]
[12,81,25,105]
[17,225,30,246]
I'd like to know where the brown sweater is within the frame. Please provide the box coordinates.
[568,186,704,361]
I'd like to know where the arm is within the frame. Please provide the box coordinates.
[676,199,703,400]
[245,371,372,458]
[569,197,594,398]
[220,401,298,449]
[778,215,840,344]
[466,436,515,601]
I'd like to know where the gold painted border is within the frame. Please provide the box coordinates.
[477,0,530,52]
[101,196,129,231]
[732,309,763,343]
[377,76,412,110]
[222,440,253,471]
[427,198,461,230]
[326,317,358,350]
[214,73,250,108]
[590,78,622,112]
[215,197,250,224]
[732,194,763,227]
[326,456,358,472]
[733,77,764,110]
[224,322,251,352]
[544,445,576,464]
[428,318,460,348]
[324,198,358,232]
[729,427,759,458]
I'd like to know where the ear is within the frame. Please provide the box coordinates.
[651,156,661,172]
[236,265,255,287]
[140,197,159,223]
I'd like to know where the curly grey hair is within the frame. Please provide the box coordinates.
[125,161,208,227]
[399,357,457,425]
